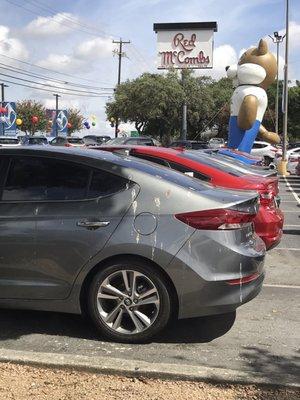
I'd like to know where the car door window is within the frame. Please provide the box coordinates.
[88,169,129,198]
[2,157,90,201]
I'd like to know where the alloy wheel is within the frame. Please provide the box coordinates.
[97,269,160,335]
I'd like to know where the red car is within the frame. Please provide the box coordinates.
[96,146,284,249]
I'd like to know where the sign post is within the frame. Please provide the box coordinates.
[153,22,217,140]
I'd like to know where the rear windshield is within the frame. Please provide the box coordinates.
[0,138,19,144]
[181,151,245,177]
[68,138,84,144]
[115,154,211,193]
[106,137,125,145]
[28,137,47,145]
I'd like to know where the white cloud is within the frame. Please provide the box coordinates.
[74,37,114,59]
[37,36,115,74]
[0,25,28,59]
[196,44,238,79]
[25,13,80,36]
[37,53,87,73]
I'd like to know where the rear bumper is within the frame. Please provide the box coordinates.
[253,207,284,250]
[167,229,265,319]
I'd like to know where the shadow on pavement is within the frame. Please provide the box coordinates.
[157,312,236,344]
[240,346,300,386]
[0,309,236,344]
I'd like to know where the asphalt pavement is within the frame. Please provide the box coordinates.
[0,175,299,386]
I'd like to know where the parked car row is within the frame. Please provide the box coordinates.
[0,144,270,343]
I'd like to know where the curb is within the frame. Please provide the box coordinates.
[0,348,298,388]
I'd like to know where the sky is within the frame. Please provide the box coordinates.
[0,0,299,136]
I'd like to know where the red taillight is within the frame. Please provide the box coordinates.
[226,272,260,285]
[175,209,256,230]
[259,191,274,207]
[65,143,71,147]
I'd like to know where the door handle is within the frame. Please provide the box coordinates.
[77,219,110,230]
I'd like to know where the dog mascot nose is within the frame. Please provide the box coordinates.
[225,65,230,71]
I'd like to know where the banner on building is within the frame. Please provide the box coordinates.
[0,102,17,135]
[46,109,68,137]
[153,22,217,69]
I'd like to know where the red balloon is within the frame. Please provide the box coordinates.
[67,122,72,129]
[0,107,7,114]
[31,116,39,124]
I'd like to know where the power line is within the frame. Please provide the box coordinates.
[0,63,114,90]
[0,53,113,86]
[26,0,117,38]
[5,0,109,38]
[0,70,113,95]
[5,0,153,76]
[0,78,110,97]
[0,72,112,95]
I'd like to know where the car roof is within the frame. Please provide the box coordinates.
[0,146,214,194]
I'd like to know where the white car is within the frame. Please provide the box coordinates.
[208,138,225,149]
[250,141,278,166]
[275,147,300,174]
[287,154,300,174]
[0,136,21,147]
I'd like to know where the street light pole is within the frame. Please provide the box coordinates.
[278,0,289,175]
[53,93,61,137]
[268,32,285,134]
[112,38,130,138]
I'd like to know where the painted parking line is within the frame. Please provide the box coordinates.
[283,224,300,227]
[284,176,300,204]
[281,200,298,203]
[271,247,300,251]
[264,283,300,289]
[281,210,300,213]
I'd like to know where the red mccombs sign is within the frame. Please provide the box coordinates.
[153,22,217,70]
[159,32,210,67]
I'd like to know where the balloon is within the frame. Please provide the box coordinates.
[31,116,39,124]
[83,121,89,128]
[67,122,72,129]
[16,118,22,126]
[110,117,115,122]
[0,107,7,114]
[0,116,6,123]
[92,122,96,126]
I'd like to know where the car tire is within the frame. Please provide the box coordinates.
[87,257,172,343]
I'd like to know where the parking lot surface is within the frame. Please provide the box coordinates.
[0,176,299,386]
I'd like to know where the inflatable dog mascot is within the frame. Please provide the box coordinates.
[226,39,280,153]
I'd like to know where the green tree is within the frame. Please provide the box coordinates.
[106,72,185,144]
[182,72,215,139]
[16,100,48,135]
[208,77,233,139]
[67,108,84,135]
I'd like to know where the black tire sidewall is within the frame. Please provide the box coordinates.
[87,258,172,343]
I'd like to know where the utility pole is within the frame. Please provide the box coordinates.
[112,38,130,137]
[278,0,289,175]
[53,93,61,137]
[269,32,285,134]
[1,83,8,135]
